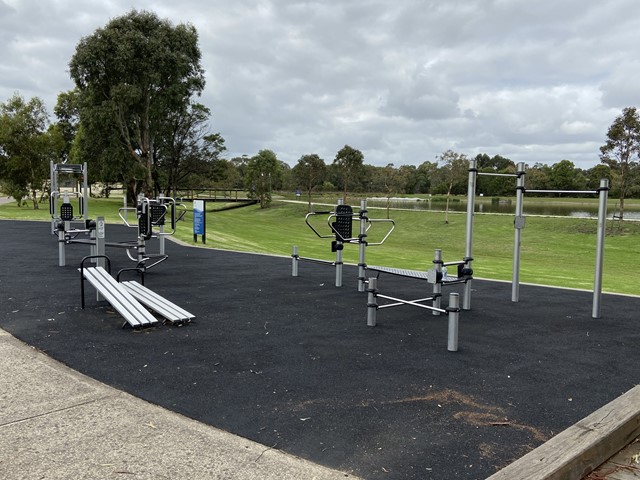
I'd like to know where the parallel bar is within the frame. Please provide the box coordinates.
[477,172,519,177]
[526,189,597,194]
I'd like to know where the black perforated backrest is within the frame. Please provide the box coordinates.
[332,204,353,240]
[60,203,73,221]
[150,204,166,225]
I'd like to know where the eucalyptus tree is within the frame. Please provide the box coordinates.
[436,149,469,223]
[0,94,63,208]
[292,154,327,211]
[599,107,640,220]
[69,10,206,199]
[333,144,364,202]
[155,102,226,197]
[245,149,282,208]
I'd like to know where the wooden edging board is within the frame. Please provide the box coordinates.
[487,385,640,480]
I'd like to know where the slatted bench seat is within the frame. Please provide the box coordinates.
[367,265,461,284]
[82,266,159,328]
[121,281,195,325]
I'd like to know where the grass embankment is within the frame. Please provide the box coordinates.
[1,197,639,295]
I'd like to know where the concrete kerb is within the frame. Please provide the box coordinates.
[0,328,359,480]
[487,384,640,480]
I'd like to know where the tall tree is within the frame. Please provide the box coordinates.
[155,102,226,197]
[0,94,63,208]
[69,9,205,198]
[292,154,327,211]
[245,149,282,208]
[333,144,364,203]
[436,150,469,223]
[53,89,81,163]
[599,107,640,220]
[550,159,584,193]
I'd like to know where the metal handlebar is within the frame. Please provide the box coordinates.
[326,212,359,243]
[365,218,395,246]
[304,211,336,239]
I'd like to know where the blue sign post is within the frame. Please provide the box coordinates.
[193,199,206,243]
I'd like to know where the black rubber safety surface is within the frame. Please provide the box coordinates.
[1,220,639,480]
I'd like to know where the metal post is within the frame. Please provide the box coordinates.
[367,277,378,326]
[96,217,106,301]
[58,228,66,267]
[292,245,299,277]
[158,197,166,256]
[432,249,442,315]
[512,163,526,302]
[358,199,368,292]
[335,199,343,287]
[463,160,477,310]
[82,162,89,221]
[447,293,460,352]
[592,179,609,319]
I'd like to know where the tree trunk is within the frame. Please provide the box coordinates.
[444,182,453,224]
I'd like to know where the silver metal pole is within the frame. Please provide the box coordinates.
[96,217,106,301]
[335,199,343,288]
[158,196,166,256]
[592,179,609,319]
[432,249,442,315]
[292,245,299,277]
[463,160,477,310]
[447,293,460,352]
[358,199,368,292]
[82,162,89,221]
[512,163,526,302]
[58,228,66,267]
[367,277,377,326]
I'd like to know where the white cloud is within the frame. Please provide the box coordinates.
[1,0,639,170]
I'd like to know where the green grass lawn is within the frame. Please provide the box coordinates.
[2,196,639,295]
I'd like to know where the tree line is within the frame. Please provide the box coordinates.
[1,10,639,218]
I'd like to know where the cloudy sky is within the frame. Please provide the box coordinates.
[1,0,638,169]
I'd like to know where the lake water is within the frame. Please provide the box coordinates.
[366,197,640,220]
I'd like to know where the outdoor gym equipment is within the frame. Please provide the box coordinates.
[367,248,473,313]
[50,161,186,270]
[364,248,470,351]
[465,160,610,319]
[118,193,187,269]
[50,161,98,266]
[291,199,395,289]
[80,253,194,329]
[366,278,461,352]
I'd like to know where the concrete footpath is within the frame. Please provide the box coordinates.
[0,329,357,480]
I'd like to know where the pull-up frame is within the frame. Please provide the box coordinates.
[466,159,610,319]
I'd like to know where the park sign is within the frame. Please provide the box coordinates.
[193,199,206,243]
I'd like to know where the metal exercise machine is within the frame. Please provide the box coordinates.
[364,248,471,351]
[118,194,186,270]
[366,280,461,352]
[291,199,395,289]
[367,248,473,312]
[466,160,610,318]
[50,161,96,266]
[80,251,194,329]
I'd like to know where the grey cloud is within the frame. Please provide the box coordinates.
[1,0,639,170]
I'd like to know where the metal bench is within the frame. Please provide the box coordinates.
[121,281,195,325]
[81,264,159,329]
